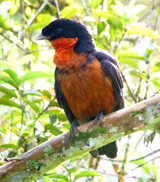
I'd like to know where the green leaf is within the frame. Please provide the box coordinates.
[44,110,60,115]
[28,0,38,4]
[40,90,52,99]
[2,69,20,85]
[97,22,106,35]
[149,164,158,180]
[109,25,116,40]
[44,124,62,136]
[49,100,59,107]
[117,52,146,60]
[37,136,47,142]
[61,3,82,18]
[36,14,52,22]
[0,86,18,98]
[1,94,12,99]
[47,174,70,181]
[146,48,153,57]
[62,122,70,130]
[58,113,67,121]
[130,157,144,165]
[9,2,18,15]
[91,0,103,8]
[94,11,124,30]
[23,98,39,112]
[74,170,102,181]
[127,27,159,38]
[18,55,35,66]
[111,3,125,17]
[0,144,17,149]
[0,76,19,90]
[127,5,146,17]
[19,71,51,84]
[4,110,22,120]
[27,21,51,30]
[22,89,42,96]
[0,60,9,69]
[67,166,77,174]
[0,129,6,134]
[47,77,54,85]
[30,42,39,57]
[151,78,160,90]
[0,98,21,109]
[0,14,9,29]
[129,71,147,79]
[49,114,57,125]
[119,58,139,68]
[42,176,53,182]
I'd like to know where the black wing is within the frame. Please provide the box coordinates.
[55,67,76,123]
[95,51,124,110]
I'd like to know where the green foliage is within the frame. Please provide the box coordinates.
[130,110,143,117]
[72,127,106,142]
[26,160,39,170]
[74,170,102,181]
[0,0,160,181]
[43,145,55,155]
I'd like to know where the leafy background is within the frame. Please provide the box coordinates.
[0,0,160,181]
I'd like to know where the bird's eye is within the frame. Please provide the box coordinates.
[56,28,62,34]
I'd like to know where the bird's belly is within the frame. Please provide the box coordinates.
[58,59,117,121]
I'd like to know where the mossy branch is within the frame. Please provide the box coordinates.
[0,95,160,182]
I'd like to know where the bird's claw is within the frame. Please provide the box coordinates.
[93,110,104,126]
[69,120,82,137]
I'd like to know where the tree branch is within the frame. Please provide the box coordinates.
[0,95,160,182]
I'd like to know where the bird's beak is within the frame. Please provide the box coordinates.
[34,33,50,41]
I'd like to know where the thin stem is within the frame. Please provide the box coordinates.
[131,156,160,172]
[138,2,160,22]
[122,72,137,103]
[114,29,127,54]
[54,0,61,19]
[135,131,146,149]
[5,0,50,58]
[118,135,130,181]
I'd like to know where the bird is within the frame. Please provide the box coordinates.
[34,18,124,158]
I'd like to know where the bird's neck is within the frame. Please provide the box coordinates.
[51,37,87,68]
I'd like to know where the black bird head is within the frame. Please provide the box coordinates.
[34,18,95,54]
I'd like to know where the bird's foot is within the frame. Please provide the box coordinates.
[69,120,81,137]
[93,110,104,126]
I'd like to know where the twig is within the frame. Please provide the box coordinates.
[135,77,142,102]
[138,2,160,22]
[131,156,160,171]
[144,60,151,100]
[5,0,50,58]
[20,0,50,39]
[81,0,95,32]
[4,119,19,135]
[122,72,137,103]
[131,148,160,163]
[54,0,61,19]
[118,135,130,181]
[81,166,141,179]
[34,101,52,122]
[18,88,25,134]
[135,131,146,149]
[81,0,90,15]
[0,33,27,52]
[114,29,127,54]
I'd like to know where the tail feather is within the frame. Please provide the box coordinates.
[90,141,117,159]
[98,141,117,158]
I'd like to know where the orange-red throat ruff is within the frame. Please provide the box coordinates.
[51,37,80,68]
